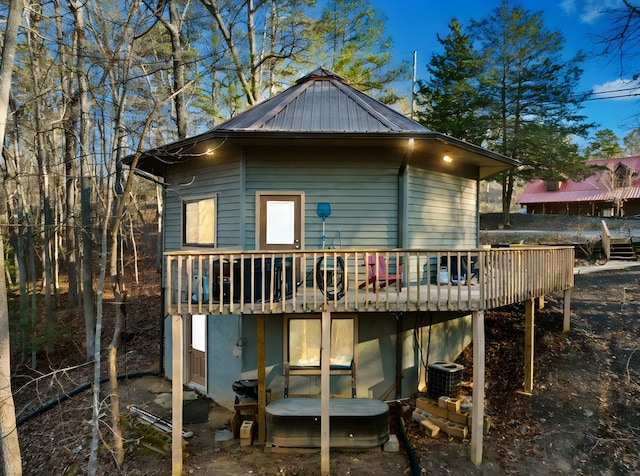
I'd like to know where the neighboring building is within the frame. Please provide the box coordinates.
[518,156,640,216]
[127,68,574,464]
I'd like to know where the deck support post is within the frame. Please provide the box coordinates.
[563,288,572,332]
[524,299,535,394]
[471,310,485,466]
[321,311,331,475]
[171,314,183,476]
[395,313,402,399]
[257,314,266,443]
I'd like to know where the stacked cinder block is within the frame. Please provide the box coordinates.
[412,396,491,439]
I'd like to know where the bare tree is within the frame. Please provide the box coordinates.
[199,0,311,106]
[0,0,25,473]
[599,1,640,77]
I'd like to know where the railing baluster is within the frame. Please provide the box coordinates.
[162,247,574,315]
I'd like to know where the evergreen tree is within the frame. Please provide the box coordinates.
[305,0,409,103]
[585,129,624,158]
[471,2,592,224]
[416,19,488,144]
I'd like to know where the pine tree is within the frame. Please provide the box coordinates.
[416,19,488,144]
[471,2,592,224]
[585,129,624,159]
[305,0,409,103]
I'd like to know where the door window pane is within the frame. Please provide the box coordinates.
[266,200,294,245]
[191,314,206,352]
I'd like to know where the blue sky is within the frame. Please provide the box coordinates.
[372,0,640,147]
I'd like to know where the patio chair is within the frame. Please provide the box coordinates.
[359,255,403,292]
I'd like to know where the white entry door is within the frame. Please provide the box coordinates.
[188,314,207,388]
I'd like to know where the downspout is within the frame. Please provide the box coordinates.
[160,168,168,377]
[398,138,414,249]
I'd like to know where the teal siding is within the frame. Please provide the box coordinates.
[164,151,243,252]
[162,146,479,254]
[244,146,401,250]
[406,167,478,248]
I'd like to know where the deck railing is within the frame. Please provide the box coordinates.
[164,247,575,315]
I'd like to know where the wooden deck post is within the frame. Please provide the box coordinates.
[321,311,331,475]
[471,310,485,466]
[563,288,572,332]
[257,314,266,443]
[396,313,402,399]
[524,299,535,394]
[171,314,183,476]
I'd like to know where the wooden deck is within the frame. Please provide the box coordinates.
[165,247,575,315]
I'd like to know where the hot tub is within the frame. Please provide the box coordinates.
[266,397,389,448]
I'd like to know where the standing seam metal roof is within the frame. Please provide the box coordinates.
[214,67,430,134]
[518,156,640,204]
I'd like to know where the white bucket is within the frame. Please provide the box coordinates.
[439,267,449,284]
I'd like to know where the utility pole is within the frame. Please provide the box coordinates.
[411,50,417,120]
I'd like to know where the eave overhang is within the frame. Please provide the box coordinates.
[127,130,519,181]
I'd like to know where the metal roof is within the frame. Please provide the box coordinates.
[129,68,519,179]
[518,156,640,204]
[214,67,429,133]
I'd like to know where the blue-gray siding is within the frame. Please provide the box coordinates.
[406,166,478,248]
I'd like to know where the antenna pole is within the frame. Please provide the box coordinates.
[411,50,417,120]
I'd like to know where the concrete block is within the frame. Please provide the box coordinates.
[240,420,254,440]
[446,422,468,439]
[447,410,469,425]
[416,397,448,419]
[419,419,440,437]
[427,415,449,431]
[447,398,461,413]
[412,408,430,423]
[384,434,399,452]
[438,396,450,409]
[467,413,492,435]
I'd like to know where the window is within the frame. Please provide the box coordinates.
[286,316,355,370]
[183,197,216,246]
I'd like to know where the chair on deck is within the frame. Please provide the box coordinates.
[359,255,403,292]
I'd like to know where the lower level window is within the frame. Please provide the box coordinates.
[287,317,354,369]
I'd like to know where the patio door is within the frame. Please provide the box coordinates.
[258,193,303,250]
[188,314,207,388]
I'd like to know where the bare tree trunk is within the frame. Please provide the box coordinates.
[71,0,96,362]
[55,0,80,310]
[87,174,112,476]
[1,238,22,476]
[25,9,56,354]
[168,0,187,138]
[501,172,514,227]
[0,0,25,473]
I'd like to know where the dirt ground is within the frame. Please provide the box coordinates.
[11,215,640,475]
[13,265,640,475]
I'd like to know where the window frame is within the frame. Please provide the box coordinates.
[283,314,358,376]
[182,194,217,247]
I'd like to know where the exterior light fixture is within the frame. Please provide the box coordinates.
[205,148,215,156]
[443,154,452,163]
